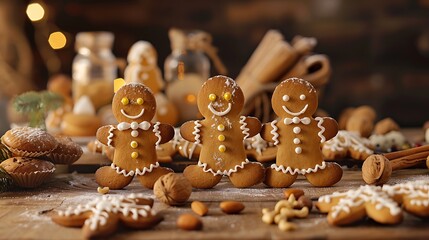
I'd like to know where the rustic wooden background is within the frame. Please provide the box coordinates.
[12,0,429,126]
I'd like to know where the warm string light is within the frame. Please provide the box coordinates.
[26,3,45,22]
[48,31,67,49]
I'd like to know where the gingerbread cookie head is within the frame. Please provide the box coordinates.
[197,75,244,118]
[272,78,318,118]
[112,83,156,123]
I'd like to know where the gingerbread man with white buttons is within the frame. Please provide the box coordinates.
[261,78,342,187]
[181,75,265,188]
[95,80,174,189]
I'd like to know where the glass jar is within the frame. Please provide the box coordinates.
[164,30,210,123]
[72,32,117,110]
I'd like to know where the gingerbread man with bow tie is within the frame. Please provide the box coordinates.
[261,78,342,187]
[95,80,174,189]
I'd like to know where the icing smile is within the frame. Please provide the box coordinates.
[208,102,232,116]
[121,108,145,119]
[282,104,308,116]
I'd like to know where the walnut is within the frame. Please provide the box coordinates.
[362,154,392,185]
[153,173,192,206]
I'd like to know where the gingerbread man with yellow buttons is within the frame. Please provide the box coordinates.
[95,80,174,189]
[181,75,265,188]
[261,78,342,187]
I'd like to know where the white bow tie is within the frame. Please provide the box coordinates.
[117,121,151,131]
[284,117,311,125]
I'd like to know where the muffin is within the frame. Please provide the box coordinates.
[45,136,83,164]
[0,157,55,188]
[1,127,58,157]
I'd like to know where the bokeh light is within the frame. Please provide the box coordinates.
[48,32,67,49]
[26,3,45,22]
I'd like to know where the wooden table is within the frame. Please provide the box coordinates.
[0,168,428,239]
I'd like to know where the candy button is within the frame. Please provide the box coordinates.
[293,138,301,144]
[131,152,139,159]
[130,141,138,148]
[293,127,301,134]
[217,124,225,131]
[131,130,139,137]
[292,117,300,124]
[136,98,144,105]
[209,94,217,101]
[223,92,232,101]
[295,147,302,154]
[131,122,139,129]
[218,145,226,152]
[121,97,129,105]
[218,134,225,142]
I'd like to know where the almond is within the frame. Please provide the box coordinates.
[191,201,208,216]
[177,213,202,231]
[220,201,245,214]
[283,188,304,199]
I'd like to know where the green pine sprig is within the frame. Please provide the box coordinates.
[13,91,64,129]
[0,167,13,193]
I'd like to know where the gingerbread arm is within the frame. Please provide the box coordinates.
[243,116,261,138]
[260,121,278,143]
[156,123,174,144]
[96,125,115,147]
[180,120,199,142]
[320,117,339,141]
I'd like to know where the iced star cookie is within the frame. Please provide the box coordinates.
[95,81,174,189]
[181,75,264,188]
[261,78,342,187]
[322,130,374,161]
[383,180,429,218]
[51,194,162,239]
[316,185,403,225]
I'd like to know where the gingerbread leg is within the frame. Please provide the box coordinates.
[229,162,265,188]
[95,166,133,190]
[183,165,222,189]
[136,167,173,189]
[264,167,297,188]
[305,162,343,187]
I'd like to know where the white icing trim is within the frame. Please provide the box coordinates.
[110,162,159,177]
[192,120,202,144]
[197,159,254,176]
[107,126,115,147]
[322,130,373,154]
[315,117,326,143]
[120,108,145,119]
[282,104,308,116]
[239,116,250,140]
[270,120,279,146]
[208,102,232,116]
[152,122,161,147]
[284,117,311,125]
[270,161,326,175]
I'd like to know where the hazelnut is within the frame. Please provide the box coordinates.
[296,196,313,210]
[374,118,400,135]
[153,173,192,206]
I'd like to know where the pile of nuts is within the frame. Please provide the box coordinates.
[262,189,312,231]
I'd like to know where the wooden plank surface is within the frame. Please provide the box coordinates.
[0,169,428,239]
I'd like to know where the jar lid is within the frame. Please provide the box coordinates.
[75,31,114,51]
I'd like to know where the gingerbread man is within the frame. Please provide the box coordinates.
[261,78,342,187]
[181,75,265,188]
[95,81,174,189]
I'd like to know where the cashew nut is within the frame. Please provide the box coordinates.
[278,219,297,231]
[262,210,276,224]
[280,206,309,218]
[97,186,110,194]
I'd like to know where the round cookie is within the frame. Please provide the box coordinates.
[95,82,175,189]
[180,75,264,188]
[45,136,83,164]
[0,157,55,188]
[261,78,342,187]
[1,127,58,157]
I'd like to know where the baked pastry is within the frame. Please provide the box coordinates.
[61,96,102,136]
[0,157,55,188]
[1,127,58,157]
[95,80,174,190]
[181,75,264,188]
[45,136,83,164]
[51,193,162,239]
[261,78,342,187]
[322,130,374,161]
[244,134,277,163]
